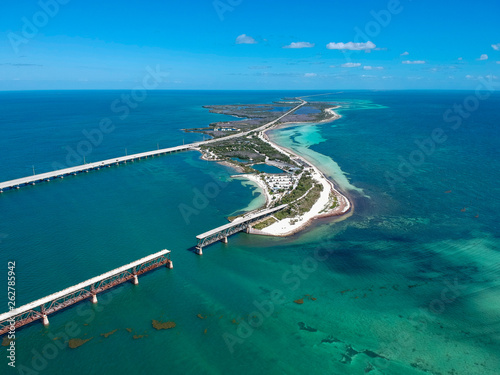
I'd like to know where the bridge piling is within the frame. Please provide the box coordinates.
[0,249,172,335]
[41,307,49,326]
[195,204,287,253]
[0,100,306,193]
[0,145,194,192]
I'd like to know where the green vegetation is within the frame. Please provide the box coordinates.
[185,100,339,140]
[230,160,257,174]
[330,195,339,209]
[253,217,278,230]
[274,183,323,221]
[201,134,291,165]
[188,99,343,228]
[320,193,339,214]
[299,184,323,212]
[227,211,248,221]
[277,172,314,206]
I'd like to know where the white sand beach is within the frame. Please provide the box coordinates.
[257,133,351,236]
[243,107,351,236]
[198,104,352,237]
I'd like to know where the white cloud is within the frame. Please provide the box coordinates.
[283,42,314,49]
[402,60,426,64]
[400,51,409,56]
[492,44,500,51]
[236,34,257,44]
[465,75,474,79]
[341,63,361,68]
[326,41,376,51]
[478,54,488,61]
[458,57,463,61]
[497,61,500,64]
[304,73,317,77]
[363,66,384,70]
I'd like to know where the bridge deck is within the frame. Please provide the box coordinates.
[0,99,305,192]
[0,249,171,324]
[196,204,287,240]
[0,145,192,191]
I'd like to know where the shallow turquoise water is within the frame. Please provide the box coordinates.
[0,91,499,374]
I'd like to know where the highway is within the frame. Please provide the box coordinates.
[0,99,306,192]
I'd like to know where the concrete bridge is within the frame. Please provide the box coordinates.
[195,204,287,254]
[0,250,172,335]
[0,99,306,193]
[0,145,191,192]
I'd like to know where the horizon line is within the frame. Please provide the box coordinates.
[0,88,493,92]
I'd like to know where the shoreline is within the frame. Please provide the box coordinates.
[270,106,341,131]
[257,109,352,236]
[231,173,271,207]
[196,105,353,237]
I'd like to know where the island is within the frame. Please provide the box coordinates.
[186,98,352,236]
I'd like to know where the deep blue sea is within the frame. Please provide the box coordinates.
[0,90,498,374]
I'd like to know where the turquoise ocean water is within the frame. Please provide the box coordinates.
[0,91,498,374]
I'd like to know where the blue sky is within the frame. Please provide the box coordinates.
[1,0,499,90]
